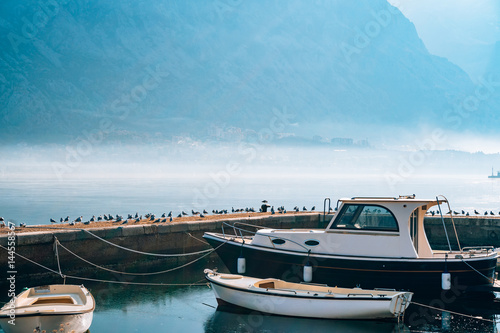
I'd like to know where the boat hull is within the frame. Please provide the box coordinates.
[0,312,93,333]
[206,272,411,320]
[204,233,497,297]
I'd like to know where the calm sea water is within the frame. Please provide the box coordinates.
[1,175,500,332]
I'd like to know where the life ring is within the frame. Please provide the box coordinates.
[489,231,498,240]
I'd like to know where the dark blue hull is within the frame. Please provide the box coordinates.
[204,233,497,297]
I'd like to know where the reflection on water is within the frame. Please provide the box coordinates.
[205,308,410,333]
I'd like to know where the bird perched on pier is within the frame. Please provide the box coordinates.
[150,215,155,221]
[128,214,133,219]
[474,210,480,215]
[64,216,70,222]
[50,218,56,223]
[83,221,90,225]
[271,206,275,215]
[135,212,139,219]
[60,218,63,223]
[170,216,173,222]
[200,213,205,218]
[167,211,172,217]
[69,221,75,226]
[203,209,208,214]
[161,213,166,218]
[303,206,307,211]
[485,211,489,215]
[466,212,470,216]
[161,218,167,223]
[295,207,299,212]
[154,218,160,223]
[20,223,26,228]
[462,210,465,215]
[0,217,3,222]
[311,206,315,211]
[135,218,140,223]
[90,216,96,222]
[74,216,82,223]
[97,216,103,221]
[490,211,495,215]
[192,210,200,215]
[453,211,459,215]
[177,213,182,218]
[182,211,188,216]
[121,220,128,224]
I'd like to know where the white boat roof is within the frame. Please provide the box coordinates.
[338,196,446,204]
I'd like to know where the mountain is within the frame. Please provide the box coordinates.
[0,0,493,144]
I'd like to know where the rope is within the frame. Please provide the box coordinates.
[0,240,228,287]
[460,258,500,287]
[23,225,214,257]
[411,301,497,324]
[55,238,228,276]
[186,232,210,245]
[53,237,66,280]
[0,244,61,275]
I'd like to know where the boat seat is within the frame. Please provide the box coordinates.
[31,296,76,305]
[258,282,275,289]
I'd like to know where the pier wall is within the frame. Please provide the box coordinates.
[1,214,499,282]
[0,214,328,281]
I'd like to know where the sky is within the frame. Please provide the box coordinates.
[388,0,500,80]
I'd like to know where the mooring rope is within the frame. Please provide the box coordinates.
[23,225,214,257]
[0,239,228,287]
[54,237,228,276]
[411,301,497,324]
[460,258,500,287]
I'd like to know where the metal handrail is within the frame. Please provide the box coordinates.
[220,221,311,253]
[437,194,462,251]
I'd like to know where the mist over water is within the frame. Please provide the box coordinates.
[1,144,500,225]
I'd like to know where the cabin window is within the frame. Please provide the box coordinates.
[329,204,399,232]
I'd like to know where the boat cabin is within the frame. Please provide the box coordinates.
[251,196,445,259]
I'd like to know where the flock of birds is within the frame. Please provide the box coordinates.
[2,206,500,229]
[42,205,319,226]
[426,210,500,216]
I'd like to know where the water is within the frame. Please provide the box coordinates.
[2,175,500,332]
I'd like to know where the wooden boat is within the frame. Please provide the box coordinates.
[204,196,498,296]
[0,284,95,333]
[205,269,413,320]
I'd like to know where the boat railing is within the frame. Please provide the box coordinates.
[221,221,311,253]
[347,293,374,298]
[461,246,495,254]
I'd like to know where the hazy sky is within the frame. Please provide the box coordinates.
[389,0,500,79]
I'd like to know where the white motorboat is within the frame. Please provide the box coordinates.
[0,284,95,333]
[205,269,413,320]
[204,196,498,296]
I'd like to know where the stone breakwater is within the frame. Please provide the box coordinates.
[0,213,328,282]
[1,214,499,283]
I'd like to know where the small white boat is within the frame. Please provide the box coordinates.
[0,284,95,333]
[205,269,413,320]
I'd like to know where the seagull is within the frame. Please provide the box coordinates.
[90,216,96,222]
[74,216,82,223]
[69,221,75,226]
[192,210,200,215]
[161,218,167,223]
[485,211,489,215]
[20,223,26,228]
[83,221,90,225]
[135,218,140,223]
[167,211,172,217]
[474,210,480,215]
[154,218,160,223]
[60,218,63,223]
[177,213,182,218]
[466,212,470,216]
[461,210,465,215]
[135,212,139,218]
[121,220,128,224]
[161,213,166,218]
[170,216,173,222]
[271,206,275,215]
[97,216,103,221]
[50,218,57,223]
[200,213,205,218]
[203,209,208,214]
[64,216,70,222]
[303,206,307,211]
[490,211,495,215]
[311,206,315,211]
[0,217,4,222]
[182,211,188,216]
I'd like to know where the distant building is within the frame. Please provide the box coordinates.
[331,137,354,146]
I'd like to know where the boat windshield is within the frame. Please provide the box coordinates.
[329,204,399,232]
